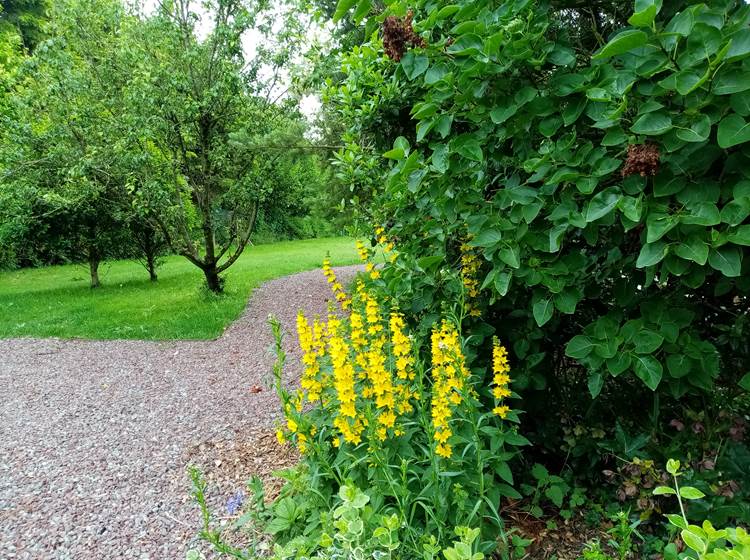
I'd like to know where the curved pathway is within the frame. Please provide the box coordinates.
[0,266,361,559]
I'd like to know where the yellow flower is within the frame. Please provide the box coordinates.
[276,429,286,444]
[355,240,370,262]
[435,442,452,458]
[460,241,482,317]
[491,337,513,419]
[322,257,351,309]
[287,417,298,433]
[297,433,308,453]
[429,320,469,459]
[329,321,363,444]
[493,405,510,418]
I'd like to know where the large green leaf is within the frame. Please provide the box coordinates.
[674,237,709,265]
[720,198,750,226]
[452,136,483,162]
[667,354,691,378]
[708,246,742,277]
[332,0,357,22]
[727,225,750,246]
[593,29,649,60]
[566,335,595,359]
[631,112,673,135]
[401,52,429,80]
[628,0,662,28]
[446,33,484,57]
[633,354,663,390]
[727,29,750,62]
[636,241,668,268]
[498,246,520,268]
[585,188,621,222]
[676,114,711,143]
[532,296,554,327]
[717,114,750,148]
[588,372,604,398]
[713,70,750,95]
[490,105,518,124]
[634,330,664,354]
[352,0,372,23]
[682,202,720,226]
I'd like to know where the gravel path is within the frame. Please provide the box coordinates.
[0,265,361,560]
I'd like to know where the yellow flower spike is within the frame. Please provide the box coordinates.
[297,433,308,453]
[491,337,513,419]
[321,257,351,310]
[297,312,324,402]
[276,429,286,444]
[460,240,482,316]
[429,320,469,459]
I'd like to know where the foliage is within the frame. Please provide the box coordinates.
[189,465,486,560]
[0,237,358,339]
[117,0,330,292]
[576,511,642,560]
[0,0,137,285]
[0,0,49,52]
[328,0,750,500]
[257,255,529,557]
[654,459,750,560]
[0,0,341,289]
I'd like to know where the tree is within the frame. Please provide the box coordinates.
[121,0,307,292]
[0,0,136,286]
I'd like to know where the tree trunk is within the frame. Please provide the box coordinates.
[147,253,158,282]
[145,229,158,282]
[203,266,223,293]
[89,254,101,288]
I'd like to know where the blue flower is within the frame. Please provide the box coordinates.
[226,490,244,515]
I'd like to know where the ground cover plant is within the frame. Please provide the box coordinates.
[0,237,358,339]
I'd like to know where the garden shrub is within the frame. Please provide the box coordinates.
[328,0,750,496]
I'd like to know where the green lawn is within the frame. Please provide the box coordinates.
[0,237,359,340]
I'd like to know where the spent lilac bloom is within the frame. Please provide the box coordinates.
[226,490,244,515]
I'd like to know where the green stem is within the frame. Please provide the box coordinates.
[673,474,688,525]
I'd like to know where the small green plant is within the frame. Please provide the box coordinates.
[575,511,642,560]
[605,511,641,560]
[521,463,570,518]
[579,540,610,560]
[508,534,533,559]
[439,527,484,560]
[654,459,750,559]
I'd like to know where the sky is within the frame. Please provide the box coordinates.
[137,0,325,121]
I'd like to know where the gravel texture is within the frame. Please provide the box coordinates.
[0,265,361,559]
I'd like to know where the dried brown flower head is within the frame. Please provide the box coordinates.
[382,10,427,61]
[621,144,661,177]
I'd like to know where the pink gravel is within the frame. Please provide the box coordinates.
[0,266,361,559]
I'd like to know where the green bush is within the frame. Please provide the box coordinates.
[329,0,750,489]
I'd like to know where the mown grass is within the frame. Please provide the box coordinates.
[0,237,359,340]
